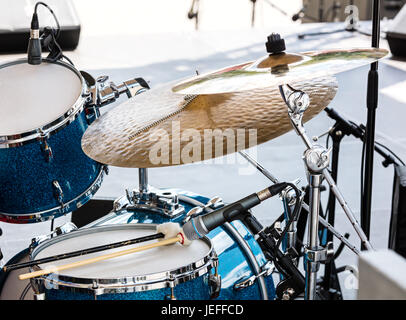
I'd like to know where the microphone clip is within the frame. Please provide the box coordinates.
[41,27,63,61]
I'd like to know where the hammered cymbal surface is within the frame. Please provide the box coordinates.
[82,76,338,168]
[172,48,388,95]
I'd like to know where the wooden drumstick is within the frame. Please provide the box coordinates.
[4,233,165,272]
[19,235,182,281]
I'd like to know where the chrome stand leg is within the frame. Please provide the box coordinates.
[139,168,149,193]
[305,174,322,300]
[322,168,373,250]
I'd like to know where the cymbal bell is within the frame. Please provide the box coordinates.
[172,48,388,95]
[82,76,338,168]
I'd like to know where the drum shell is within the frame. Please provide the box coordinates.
[0,110,103,223]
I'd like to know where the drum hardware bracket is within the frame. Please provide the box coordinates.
[96,76,150,107]
[119,168,186,218]
[281,185,303,264]
[127,187,186,218]
[183,197,224,223]
[208,254,221,299]
[233,260,274,291]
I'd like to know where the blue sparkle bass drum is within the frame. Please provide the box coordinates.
[14,190,275,300]
[0,59,105,223]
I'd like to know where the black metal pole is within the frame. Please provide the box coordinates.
[361,0,380,245]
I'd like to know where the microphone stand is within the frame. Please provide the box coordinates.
[361,0,381,247]
[319,107,399,298]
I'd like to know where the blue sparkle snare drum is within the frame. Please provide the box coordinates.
[23,191,275,300]
[0,59,105,223]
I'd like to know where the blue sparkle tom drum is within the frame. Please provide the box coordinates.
[0,59,105,223]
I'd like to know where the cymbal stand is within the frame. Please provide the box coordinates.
[278,84,373,299]
[238,150,359,256]
[237,150,359,300]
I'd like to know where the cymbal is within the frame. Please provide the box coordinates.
[172,48,388,95]
[82,76,337,168]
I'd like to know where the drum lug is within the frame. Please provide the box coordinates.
[52,180,65,208]
[38,130,53,162]
[92,280,104,296]
[30,222,78,250]
[233,261,275,291]
[209,255,221,299]
[165,275,177,300]
[40,140,53,162]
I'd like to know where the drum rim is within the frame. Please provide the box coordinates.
[0,58,88,148]
[30,223,215,295]
[0,164,105,224]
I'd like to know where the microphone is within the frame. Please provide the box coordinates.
[27,12,42,65]
[292,9,304,21]
[183,183,289,240]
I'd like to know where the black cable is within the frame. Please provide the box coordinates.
[47,26,74,66]
[34,2,60,38]
[19,283,31,300]
[375,141,405,166]
[34,1,74,66]
[62,54,74,66]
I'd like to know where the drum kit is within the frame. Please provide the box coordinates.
[0,28,388,301]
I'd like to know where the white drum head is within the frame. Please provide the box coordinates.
[0,60,83,136]
[34,225,211,279]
